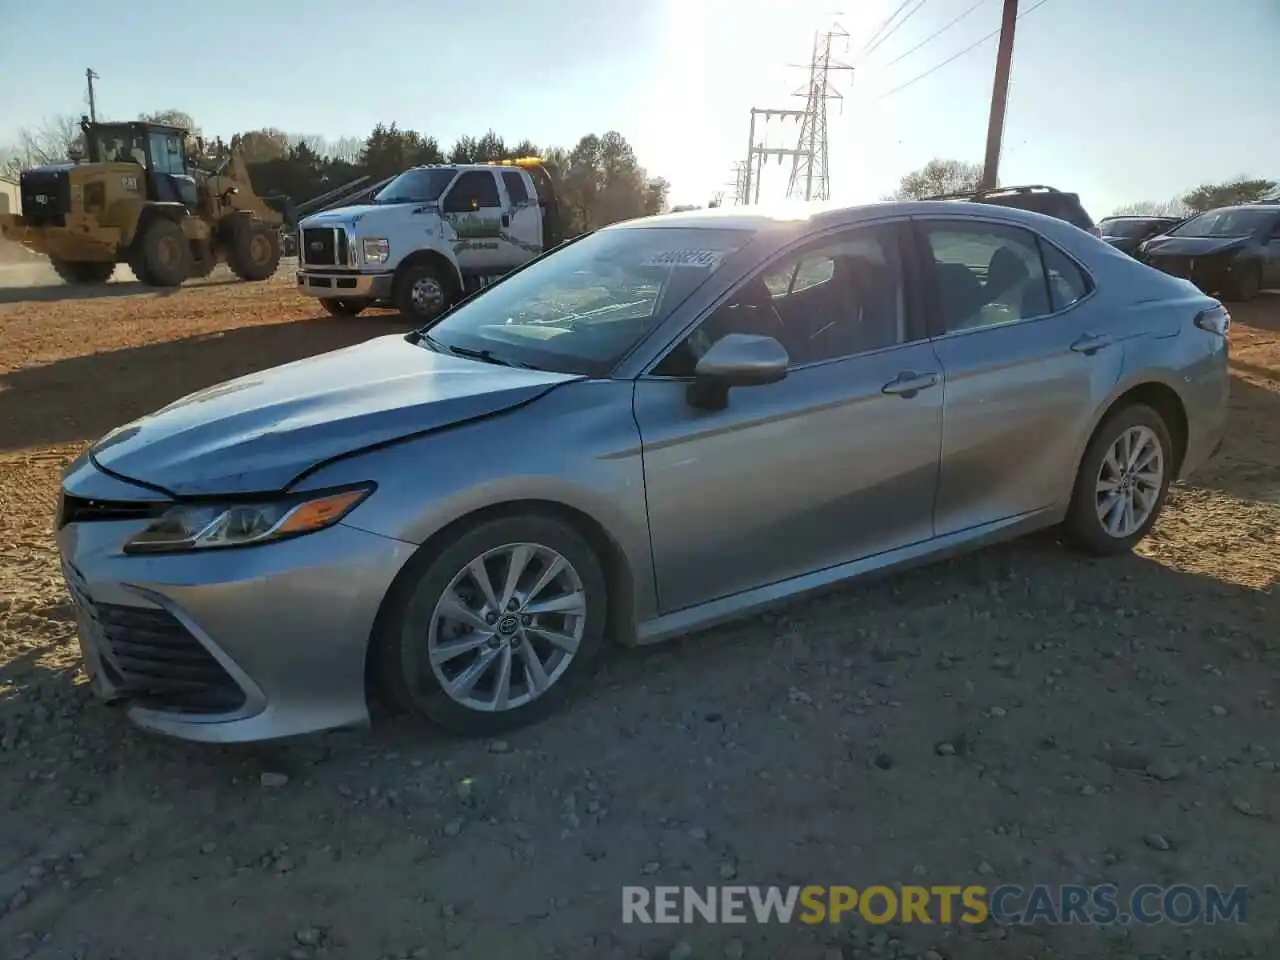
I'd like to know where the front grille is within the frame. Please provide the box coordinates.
[20,169,71,226]
[57,492,164,529]
[301,226,350,267]
[64,563,245,715]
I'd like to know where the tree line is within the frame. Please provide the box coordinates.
[888,158,1278,218]
[0,110,671,236]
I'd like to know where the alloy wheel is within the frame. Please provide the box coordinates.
[1095,425,1164,538]
[426,542,587,712]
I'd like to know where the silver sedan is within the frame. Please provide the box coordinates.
[56,201,1230,742]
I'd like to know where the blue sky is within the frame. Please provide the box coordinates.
[1,0,1276,215]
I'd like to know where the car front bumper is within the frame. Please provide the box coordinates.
[1144,254,1245,295]
[56,464,416,743]
[296,269,394,301]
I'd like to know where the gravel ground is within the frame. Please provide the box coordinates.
[0,269,1277,960]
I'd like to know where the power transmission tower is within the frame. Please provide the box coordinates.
[785,24,854,201]
[726,161,749,205]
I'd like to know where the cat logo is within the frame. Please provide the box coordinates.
[34,194,49,205]
[120,176,139,193]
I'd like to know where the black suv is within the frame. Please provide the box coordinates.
[925,184,1099,236]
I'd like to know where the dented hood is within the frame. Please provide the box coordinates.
[88,335,580,496]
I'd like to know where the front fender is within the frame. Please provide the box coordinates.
[293,379,658,625]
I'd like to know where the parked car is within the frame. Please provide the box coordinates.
[57,200,1229,743]
[927,184,1099,236]
[1097,215,1184,256]
[1138,201,1280,302]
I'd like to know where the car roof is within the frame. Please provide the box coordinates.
[1100,215,1177,222]
[1198,203,1280,215]
[609,199,1092,233]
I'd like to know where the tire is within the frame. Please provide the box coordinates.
[1226,264,1261,303]
[319,298,372,318]
[226,219,281,282]
[1064,403,1174,556]
[375,514,609,736]
[394,259,454,323]
[136,219,190,287]
[49,258,115,285]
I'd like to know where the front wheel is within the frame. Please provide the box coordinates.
[1225,264,1261,303]
[319,298,372,317]
[136,219,190,288]
[394,260,454,323]
[49,258,115,285]
[1064,403,1174,556]
[375,514,609,736]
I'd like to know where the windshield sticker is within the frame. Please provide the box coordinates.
[640,249,727,269]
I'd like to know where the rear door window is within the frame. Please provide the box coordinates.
[1038,240,1091,311]
[920,221,1053,332]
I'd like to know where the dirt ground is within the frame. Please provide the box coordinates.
[0,265,1276,960]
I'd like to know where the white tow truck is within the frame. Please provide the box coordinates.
[295,158,564,321]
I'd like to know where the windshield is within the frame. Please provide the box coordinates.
[1101,219,1162,238]
[375,168,457,204]
[1169,208,1275,238]
[421,226,755,376]
[88,125,145,165]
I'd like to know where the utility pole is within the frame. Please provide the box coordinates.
[85,68,100,122]
[980,0,1018,191]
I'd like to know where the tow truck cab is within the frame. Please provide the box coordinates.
[295,157,566,322]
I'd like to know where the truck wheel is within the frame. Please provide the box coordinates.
[137,219,190,288]
[49,259,115,285]
[320,298,372,318]
[227,220,281,282]
[394,261,454,323]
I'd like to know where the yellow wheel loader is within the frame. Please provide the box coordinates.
[0,117,291,288]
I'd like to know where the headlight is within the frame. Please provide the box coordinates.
[362,237,390,263]
[123,485,373,554]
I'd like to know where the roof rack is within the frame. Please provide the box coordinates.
[924,184,1064,201]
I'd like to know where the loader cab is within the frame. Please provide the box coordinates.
[82,121,199,209]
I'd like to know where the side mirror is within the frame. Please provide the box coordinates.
[687,333,788,410]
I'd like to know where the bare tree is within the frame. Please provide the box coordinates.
[888,158,983,200]
[1109,198,1189,218]
[0,115,82,177]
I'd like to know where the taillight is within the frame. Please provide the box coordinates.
[1194,304,1230,338]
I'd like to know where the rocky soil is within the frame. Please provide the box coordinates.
[0,273,1276,960]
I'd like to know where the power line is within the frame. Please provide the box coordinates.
[858,0,916,57]
[873,0,1050,101]
[883,0,990,67]
[861,0,930,62]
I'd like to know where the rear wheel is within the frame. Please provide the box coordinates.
[375,514,609,736]
[136,219,190,288]
[319,298,372,317]
[49,258,115,285]
[1064,403,1173,556]
[394,260,454,323]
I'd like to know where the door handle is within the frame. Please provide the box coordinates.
[1070,332,1114,355]
[881,371,939,397]
[501,213,511,227]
